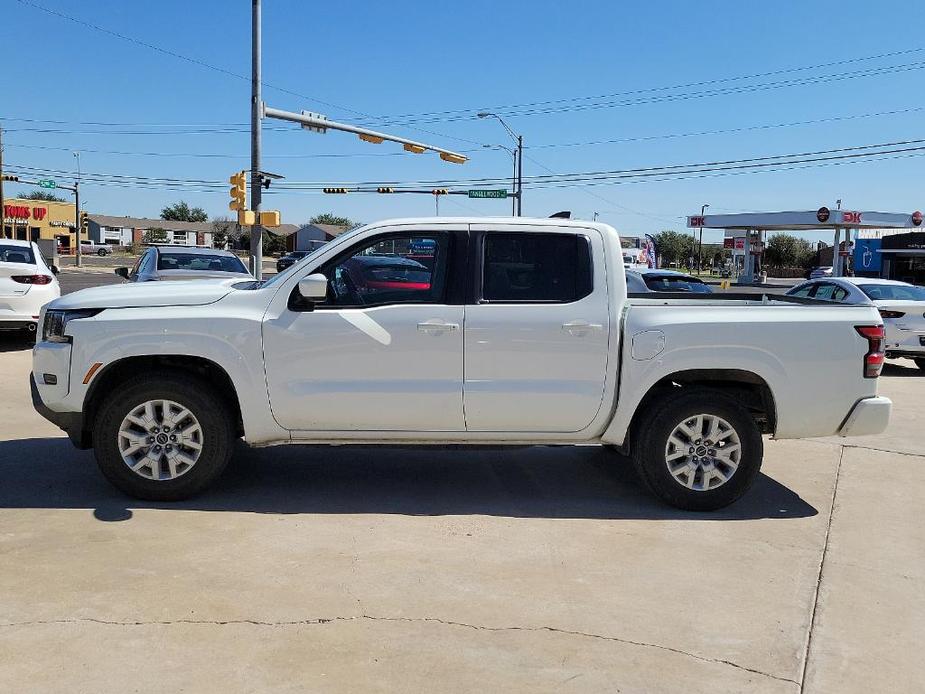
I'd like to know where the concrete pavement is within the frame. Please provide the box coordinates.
[0,339,921,692]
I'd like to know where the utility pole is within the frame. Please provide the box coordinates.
[516,135,523,216]
[250,0,263,280]
[697,203,709,272]
[0,126,5,238]
[74,151,82,267]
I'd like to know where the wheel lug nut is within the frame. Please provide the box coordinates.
[689,447,695,453]
[708,449,715,456]
[148,437,155,443]
[166,445,172,451]
[153,445,161,452]
[170,435,177,442]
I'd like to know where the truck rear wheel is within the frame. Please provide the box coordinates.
[914,358,925,371]
[92,372,234,501]
[633,389,763,511]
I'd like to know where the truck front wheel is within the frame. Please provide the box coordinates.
[92,372,234,501]
[633,389,763,511]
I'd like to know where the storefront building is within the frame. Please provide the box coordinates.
[1,198,87,249]
[880,232,925,285]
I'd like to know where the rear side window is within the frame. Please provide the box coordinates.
[813,283,849,302]
[481,233,592,302]
[0,244,36,264]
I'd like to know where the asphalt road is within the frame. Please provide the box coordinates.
[3,270,920,692]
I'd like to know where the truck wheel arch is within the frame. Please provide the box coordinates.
[620,369,777,454]
[82,355,244,448]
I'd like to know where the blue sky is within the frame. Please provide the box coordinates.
[3,0,925,243]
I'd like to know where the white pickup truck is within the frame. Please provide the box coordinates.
[31,218,891,510]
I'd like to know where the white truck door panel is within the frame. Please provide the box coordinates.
[263,305,464,431]
[262,229,465,432]
[464,226,610,432]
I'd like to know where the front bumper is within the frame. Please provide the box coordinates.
[30,373,89,448]
[838,396,892,437]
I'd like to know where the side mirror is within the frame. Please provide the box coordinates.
[50,265,59,275]
[298,273,329,301]
[115,267,129,279]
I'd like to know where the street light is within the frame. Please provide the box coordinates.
[697,203,709,272]
[477,112,523,215]
[482,143,517,214]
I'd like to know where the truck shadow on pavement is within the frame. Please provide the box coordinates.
[0,437,817,522]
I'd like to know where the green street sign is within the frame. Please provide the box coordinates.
[468,189,508,199]
[39,179,56,189]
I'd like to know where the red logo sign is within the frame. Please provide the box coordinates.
[723,238,735,249]
[913,211,923,226]
[816,207,830,223]
[2,205,47,220]
[734,237,746,250]
[688,216,706,228]
[842,211,862,224]
[32,207,47,221]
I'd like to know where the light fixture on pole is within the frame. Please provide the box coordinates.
[477,112,523,216]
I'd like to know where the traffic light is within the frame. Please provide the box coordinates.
[259,210,281,227]
[323,188,348,194]
[432,189,448,196]
[377,187,394,194]
[79,211,89,233]
[229,170,247,211]
[0,175,19,182]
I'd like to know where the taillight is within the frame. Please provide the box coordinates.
[855,325,885,378]
[11,275,53,285]
[878,309,905,319]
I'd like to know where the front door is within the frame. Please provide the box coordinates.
[263,230,466,432]
[464,226,611,433]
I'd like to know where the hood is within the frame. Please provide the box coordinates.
[49,278,240,310]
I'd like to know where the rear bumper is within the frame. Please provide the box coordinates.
[30,373,89,448]
[838,396,892,437]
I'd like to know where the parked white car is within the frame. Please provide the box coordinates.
[32,217,891,511]
[787,277,925,369]
[0,240,61,337]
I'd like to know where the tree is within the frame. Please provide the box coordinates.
[161,201,208,222]
[19,191,67,203]
[142,228,168,244]
[764,233,813,268]
[652,230,696,268]
[211,216,236,249]
[310,213,355,228]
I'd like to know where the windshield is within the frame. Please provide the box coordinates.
[859,283,925,301]
[157,253,247,273]
[0,245,35,264]
[643,275,712,293]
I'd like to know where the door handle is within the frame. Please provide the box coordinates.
[561,320,603,335]
[417,320,459,333]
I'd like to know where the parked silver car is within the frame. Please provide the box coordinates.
[115,246,252,282]
[787,277,925,369]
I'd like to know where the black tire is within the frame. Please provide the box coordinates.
[92,372,234,501]
[914,358,925,371]
[632,389,763,511]
[97,248,108,256]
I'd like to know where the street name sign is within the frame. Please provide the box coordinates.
[468,189,508,199]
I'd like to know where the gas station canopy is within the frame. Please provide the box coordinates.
[685,207,924,283]
[686,208,923,231]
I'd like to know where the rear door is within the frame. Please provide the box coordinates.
[464,224,610,432]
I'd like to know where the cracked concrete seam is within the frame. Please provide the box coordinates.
[0,613,798,685]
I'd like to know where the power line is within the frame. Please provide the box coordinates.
[372,61,925,125]
[374,45,925,121]
[11,0,485,148]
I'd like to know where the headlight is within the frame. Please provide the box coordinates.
[42,309,102,343]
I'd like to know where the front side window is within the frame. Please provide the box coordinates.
[481,232,592,302]
[320,233,448,307]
